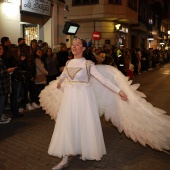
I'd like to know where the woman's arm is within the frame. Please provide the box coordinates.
[90,63,127,101]
[57,67,67,88]
[35,58,48,75]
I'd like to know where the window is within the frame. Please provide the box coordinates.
[128,0,137,11]
[23,24,38,46]
[108,0,122,5]
[72,0,99,6]
[138,0,147,23]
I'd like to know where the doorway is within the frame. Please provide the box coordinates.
[23,24,38,46]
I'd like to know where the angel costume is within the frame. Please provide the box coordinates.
[39,57,170,160]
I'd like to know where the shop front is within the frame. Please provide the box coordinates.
[20,0,52,46]
[114,23,129,48]
[0,0,65,47]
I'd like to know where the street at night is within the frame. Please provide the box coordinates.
[0,63,170,170]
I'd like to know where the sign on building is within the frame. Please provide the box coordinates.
[21,0,51,16]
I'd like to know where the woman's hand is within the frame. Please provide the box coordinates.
[57,83,61,89]
[119,90,127,101]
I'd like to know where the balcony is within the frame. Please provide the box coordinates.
[67,3,138,25]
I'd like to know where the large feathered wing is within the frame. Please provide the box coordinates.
[39,64,170,153]
[39,79,64,120]
[91,65,170,153]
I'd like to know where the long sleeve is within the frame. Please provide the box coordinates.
[57,67,67,84]
[35,58,48,75]
[90,63,120,94]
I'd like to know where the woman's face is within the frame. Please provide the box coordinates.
[0,45,4,56]
[21,56,26,61]
[95,49,101,55]
[71,38,85,56]
[36,50,43,57]
[47,48,52,56]
[31,42,37,49]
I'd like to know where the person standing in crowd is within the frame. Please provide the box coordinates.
[26,40,39,110]
[126,63,134,79]
[85,46,98,64]
[131,48,138,75]
[94,50,106,64]
[30,39,38,57]
[136,48,142,74]
[1,37,11,64]
[18,52,30,112]
[111,45,119,68]
[6,46,24,118]
[116,45,125,72]
[0,44,14,124]
[35,49,48,105]
[116,45,122,57]
[43,47,59,85]
[37,40,43,49]
[18,38,27,54]
[1,37,12,108]
[57,43,69,75]
[87,39,92,47]
[53,44,61,54]
[122,49,131,76]
[18,38,26,46]
[41,42,49,55]
[40,38,170,170]
[141,48,148,72]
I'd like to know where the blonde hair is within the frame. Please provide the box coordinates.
[53,44,61,53]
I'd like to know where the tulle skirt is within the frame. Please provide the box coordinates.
[47,82,106,160]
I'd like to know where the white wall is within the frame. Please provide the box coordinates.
[0,1,70,47]
[0,1,20,45]
[44,3,67,48]
[44,18,52,47]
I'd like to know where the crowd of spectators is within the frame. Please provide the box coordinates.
[0,37,67,124]
[86,42,170,79]
[0,36,170,124]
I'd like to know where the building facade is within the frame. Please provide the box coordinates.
[0,0,66,47]
[0,0,169,49]
[63,0,170,49]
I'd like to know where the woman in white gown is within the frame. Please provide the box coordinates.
[39,38,170,170]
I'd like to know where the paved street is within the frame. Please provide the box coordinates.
[0,64,170,170]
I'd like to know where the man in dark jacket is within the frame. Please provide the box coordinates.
[57,43,69,75]
[0,44,15,123]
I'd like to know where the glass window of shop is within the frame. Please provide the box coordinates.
[108,0,122,5]
[72,0,99,6]
[23,24,38,46]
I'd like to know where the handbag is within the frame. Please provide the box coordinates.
[36,74,46,83]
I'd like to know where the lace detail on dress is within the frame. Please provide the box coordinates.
[66,67,82,80]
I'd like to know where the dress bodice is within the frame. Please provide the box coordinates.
[58,57,120,94]
[65,58,89,83]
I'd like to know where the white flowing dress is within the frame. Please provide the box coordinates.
[39,58,170,160]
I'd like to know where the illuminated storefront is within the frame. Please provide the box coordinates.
[114,24,129,47]
[0,0,65,47]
